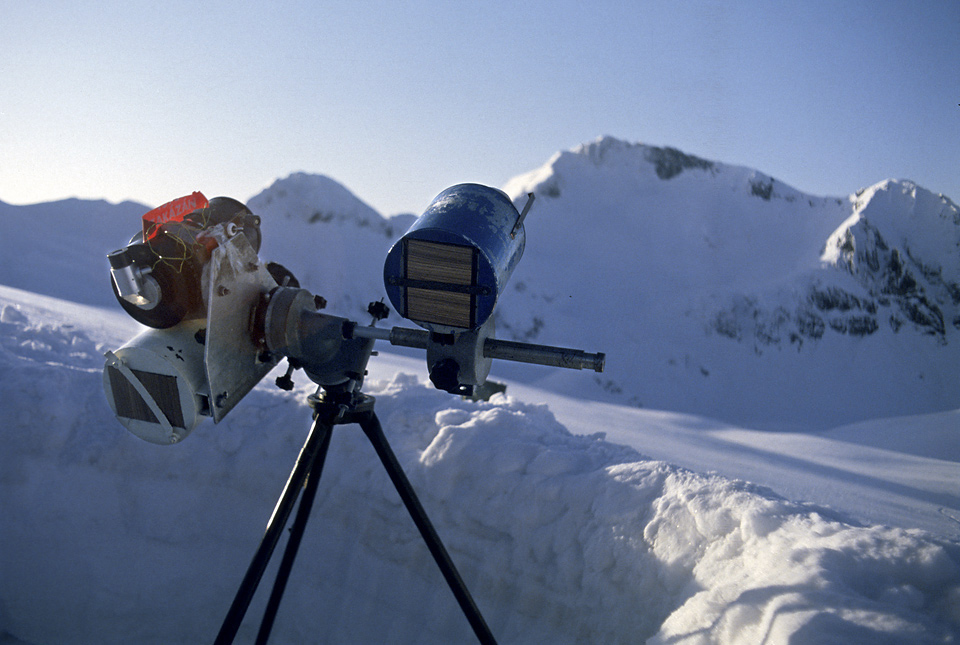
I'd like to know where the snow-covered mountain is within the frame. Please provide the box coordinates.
[0,198,149,308]
[2,137,958,644]
[821,179,960,341]
[4,138,955,430]
[500,137,959,429]
[247,172,410,320]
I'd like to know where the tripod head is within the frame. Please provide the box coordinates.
[103,184,605,444]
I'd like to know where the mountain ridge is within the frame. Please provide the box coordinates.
[1,136,956,429]
[499,137,958,428]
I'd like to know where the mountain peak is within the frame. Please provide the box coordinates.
[817,178,960,340]
[573,136,717,180]
[573,135,646,161]
[248,172,384,227]
[824,178,960,270]
[507,137,818,214]
[497,138,958,427]
[244,172,401,319]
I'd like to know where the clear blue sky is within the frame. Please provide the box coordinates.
[2,0,958,215]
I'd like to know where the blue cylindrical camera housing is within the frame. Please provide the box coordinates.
[384,184,525,333]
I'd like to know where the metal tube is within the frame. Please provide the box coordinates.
[350,324,429,350]
[349,325,393,342]
[351,325,604,373]
[388,326,430,349]
[483,338,605,372]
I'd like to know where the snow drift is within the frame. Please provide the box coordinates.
[0,289,957,644]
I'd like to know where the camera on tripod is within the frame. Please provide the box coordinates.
[100,182,606,644]
[102,184,604,445]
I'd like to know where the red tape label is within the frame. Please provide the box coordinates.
[142,191,208,241]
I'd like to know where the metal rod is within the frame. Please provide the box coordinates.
[388,326,430,349]
[350,325,604,373]
[359,410,497,645]
[214,415,334,645]
[511,193,535,238]
[255,427,332,645]
[350,324,427,349]
[484,338,605,372]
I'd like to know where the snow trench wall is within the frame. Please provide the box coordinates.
[1,303,958,644]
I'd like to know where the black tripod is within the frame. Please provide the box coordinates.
[213,389,496,645]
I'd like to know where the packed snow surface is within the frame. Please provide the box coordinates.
[2,137,959,643]
[2,289,958,644]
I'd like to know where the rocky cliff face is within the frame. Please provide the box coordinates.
[821,180,960,341]
[708,179,960,355]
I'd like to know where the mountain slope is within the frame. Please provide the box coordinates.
[499,137,959,429]
[821,179,960,340]
[247,172,407,319]
[0,198,150,307]
[1,138,956,430]
[1,142,959,643]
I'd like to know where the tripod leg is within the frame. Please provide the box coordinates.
[358,411,497,645]
[255,425,331,644]
[214,415,334,645]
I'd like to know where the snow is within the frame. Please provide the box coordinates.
[499,137,960,430]
[2,138,959,643]
[824,410,960,462]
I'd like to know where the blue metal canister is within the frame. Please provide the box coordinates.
[383,184,526,332]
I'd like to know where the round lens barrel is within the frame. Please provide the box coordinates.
[383,184,525,333]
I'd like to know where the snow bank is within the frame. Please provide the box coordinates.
[1,291,958,644]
